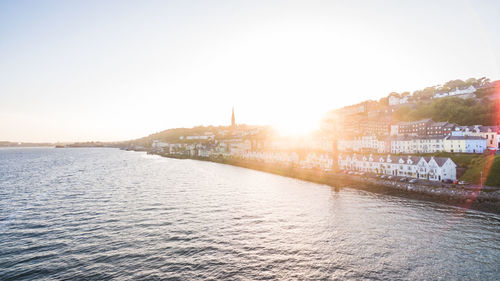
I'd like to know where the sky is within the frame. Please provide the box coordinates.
[1,0,499,142]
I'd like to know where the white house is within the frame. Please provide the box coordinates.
[300,153,335,170]
[390,125,399,136]
[433,85,476,99]
[391,136,446,154]
[151,140,170,152]
[389,95,409,106]
[427,157,457,181]
[198,149,211,157]
[337,136,390,153]
[338,154,457,181]
[185,135,212,140]
[241,151,300,166]
[449,85,476,96]
[228,139,252,155]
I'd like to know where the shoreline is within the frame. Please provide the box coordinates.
[147,151,500,214]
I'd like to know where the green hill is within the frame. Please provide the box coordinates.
[459,154,500,186]
[394,96,498,126]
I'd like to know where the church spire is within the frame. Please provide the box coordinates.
[231,106,236,127]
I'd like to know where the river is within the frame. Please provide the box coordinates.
[0,148,498,280]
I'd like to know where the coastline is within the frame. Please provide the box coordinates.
[146,151,500,215]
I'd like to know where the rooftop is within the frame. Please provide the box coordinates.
[447,136,485,140]
[392,136,447,141]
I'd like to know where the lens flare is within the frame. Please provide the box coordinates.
[461,82,500,211]
[495,81,500,125]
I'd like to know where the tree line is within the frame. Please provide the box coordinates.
[394,96,498,126]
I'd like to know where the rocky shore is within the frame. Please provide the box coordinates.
[150,152,500,214]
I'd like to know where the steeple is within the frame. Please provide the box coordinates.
[231,106,235,127]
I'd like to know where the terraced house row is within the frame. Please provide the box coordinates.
[338,124,499,154]
[391,135,487,154]
[338,154,457,181]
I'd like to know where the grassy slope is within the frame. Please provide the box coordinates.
[459,155,500,186]
[424,152,481,168]
[485,156,500,186]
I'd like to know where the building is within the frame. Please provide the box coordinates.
[241,151,300,165]
[444,136,487,153]
[453,125,499,150]
[362,117,392,136]
[229,139,251,155]
[391,136,446,154]
[185,135,212,140]
[390,135,486,154]
[433,85,477,99]
[338,154,457,181]
[479,126,500,150]
[300,153,335,170]
[426,122,455,136]
[197,147,212,157]
[395,119,455,137]
[390,124,399,136]
[377,138,391,154]
[389,94,409,106]
[337,136,391,154]
[397,119,434,136]
[328,101,386,138]
[151,140,170,153]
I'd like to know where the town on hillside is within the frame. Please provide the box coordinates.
[126,78,500,186]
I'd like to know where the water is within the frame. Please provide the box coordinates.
[0,148,499,280]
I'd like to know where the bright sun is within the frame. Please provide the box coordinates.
[272,114,320,137]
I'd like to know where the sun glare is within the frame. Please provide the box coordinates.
[272,115,320,137]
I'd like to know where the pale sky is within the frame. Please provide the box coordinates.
[1,0,499,142]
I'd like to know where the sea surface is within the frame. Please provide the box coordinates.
[0,148,499,280]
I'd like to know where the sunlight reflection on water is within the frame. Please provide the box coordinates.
[0,148,499,280]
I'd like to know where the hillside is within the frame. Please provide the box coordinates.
[385,77,496,103]
[127,124,271,147]
[387,77,499,125]
[394,96,498,125]
[460,154,500,187]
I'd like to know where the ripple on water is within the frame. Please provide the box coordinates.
[0,148,498,280]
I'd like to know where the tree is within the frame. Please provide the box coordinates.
[393,96,497,125]
[465,77,477,86]
[379,96,389,106]
[444,79,466,89]
[388,92,400,98]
